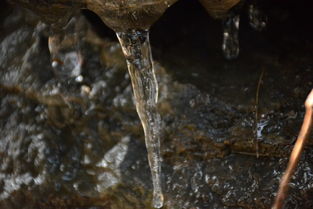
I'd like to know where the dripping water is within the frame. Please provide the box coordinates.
[116,29,163,208]
[222,14,240,60]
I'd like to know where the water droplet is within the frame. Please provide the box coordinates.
[75,75,83,83]
[153,192,164,208]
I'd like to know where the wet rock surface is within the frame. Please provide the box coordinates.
[1,1,313,208]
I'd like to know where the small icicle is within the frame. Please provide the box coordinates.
[248,3,267,31]
[48,17,83,80]
[222,14,240,60]
[116,29,163,208]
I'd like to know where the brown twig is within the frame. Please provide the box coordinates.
[272,89,313,209]
[255,69,265,158]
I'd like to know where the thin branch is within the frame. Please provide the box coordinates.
[255,69,265,158]
[272,89,313,209]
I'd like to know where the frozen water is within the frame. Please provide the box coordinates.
[222,14,240,60]
[248,3,267,31]
[116,29,163,208]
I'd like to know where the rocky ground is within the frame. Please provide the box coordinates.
[1,0,313,208]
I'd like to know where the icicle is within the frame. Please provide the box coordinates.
[116,29,163,208]
[48,17,83,80]
[248,3,267,31]
[222,14,240,60]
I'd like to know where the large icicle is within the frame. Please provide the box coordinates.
[116,29,163,208]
